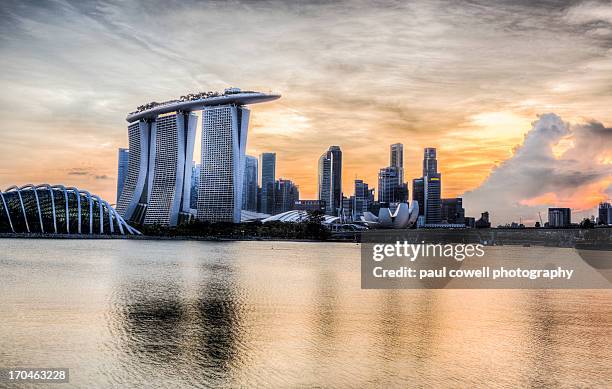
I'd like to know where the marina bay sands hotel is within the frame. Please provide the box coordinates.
[116,88,280,226]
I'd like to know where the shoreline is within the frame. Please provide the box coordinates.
[1,227,610,248]
[0,233,338,243]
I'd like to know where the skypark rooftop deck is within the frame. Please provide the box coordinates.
[126,88,280,122]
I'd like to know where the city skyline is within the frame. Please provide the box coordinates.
[1,0,611,224]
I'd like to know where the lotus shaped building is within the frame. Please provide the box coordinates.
[361,201,419,229]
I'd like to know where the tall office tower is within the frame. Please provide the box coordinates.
[598,202,612,225]
[342,196,353,220]
[390,143,404,182]
[420,147,442,224]
[378,167,399,204]
[198,105,250,223]
[424,174,442,224]
[548,208,571,227]
[116,148,129,203]
[256,187,263,213]
[117,112,197,226]
[242,155,258,212]
[423,147,437,177]
[274,179,299,214]
[353,179,371,220]
[190,163,201,209]
[441,198,465,224]
[378,166,408,204]
[318,146,342,215]
[260,153,276,214]
[412,178,425,216]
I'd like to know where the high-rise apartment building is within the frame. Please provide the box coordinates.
[116,148,129,204]
[318,146,342,215]
[242,155,258,212]
[260,153,276,214]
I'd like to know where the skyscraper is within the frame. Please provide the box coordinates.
[145,112,198,226]
[548,208,571,227]
[423,147,437,177]
[318,146,342,215]
[390,143,404,182]
[116,148,129,204]
[353,179,372,220]
[242,155,258,212]
[598,202,612,225]
[260,153,276,214]
[198,105,250,223]
[378,143,408,205]
[412,178,425,216]
[422,147,442,224]
[190,163,200,210]
[378,166,407,204]
[274,178,299,214]
[117,112,197,226]
[424,174,442,224]
[117,89,280,225]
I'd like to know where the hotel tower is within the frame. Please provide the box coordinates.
[117,88,280,226]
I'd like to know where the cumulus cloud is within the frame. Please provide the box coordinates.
[463,113,612,224]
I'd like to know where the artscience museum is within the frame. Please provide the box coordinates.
[362,201,420,229]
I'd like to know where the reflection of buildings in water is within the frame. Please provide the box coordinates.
[108,279,187,365]
[106,260,246,386]
[193,263,244,372]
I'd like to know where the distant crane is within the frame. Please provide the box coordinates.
[538,212,543,225]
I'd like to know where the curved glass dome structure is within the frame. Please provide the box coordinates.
[0,184,139,235]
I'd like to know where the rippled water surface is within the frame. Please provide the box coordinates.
[1,239,611,388]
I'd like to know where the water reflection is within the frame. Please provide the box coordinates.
[106,247,246,387]
[193,262,244,375]
[1,240,610,388]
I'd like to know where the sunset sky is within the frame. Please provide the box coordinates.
[1,0,611,224]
